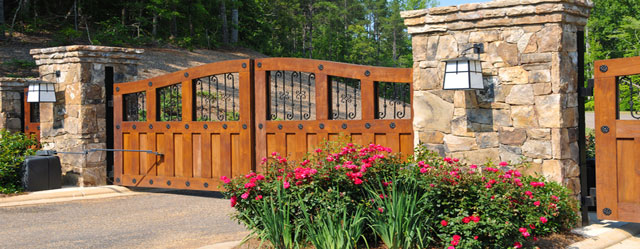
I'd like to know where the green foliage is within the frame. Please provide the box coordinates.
[222,139,579,248]
[585,128,595,159]
[2,59,36,69]
[0,130,39,194]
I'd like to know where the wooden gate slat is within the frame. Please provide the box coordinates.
[595,74,619,220]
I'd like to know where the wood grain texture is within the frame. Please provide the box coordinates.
[595,75,619,220]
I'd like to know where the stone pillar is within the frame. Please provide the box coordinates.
[402,0,592,195]
[30,45,143,186]
[0,78,27,133]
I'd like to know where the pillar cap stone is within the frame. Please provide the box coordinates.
[401,0,593,35]
[30,45,144,66]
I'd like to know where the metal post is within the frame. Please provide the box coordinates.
[577,30,590,226]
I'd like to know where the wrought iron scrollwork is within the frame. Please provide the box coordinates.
[123,91,146,121]
[157,84,182,121]
[619,76,640,119]
[269,70,315,120]
[375,82,411,120]
[330,76,360,120]
[193,72,240,121]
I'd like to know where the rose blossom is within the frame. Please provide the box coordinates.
[540,216,548,223]
[220,176,231,184]
[230,196,237,207]
[441,220,448,226]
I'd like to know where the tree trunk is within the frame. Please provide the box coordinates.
[171,4,177,39]
[121,7,125,26]
[392,27,397,64]
[0,0,5,40]
[231,8,238,44]
[152,12,157,38]
[188,0,194,36]
[220,1,228,44]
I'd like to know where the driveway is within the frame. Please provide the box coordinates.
[0,189,247,249]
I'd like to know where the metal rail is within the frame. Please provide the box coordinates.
[48,149,163,156]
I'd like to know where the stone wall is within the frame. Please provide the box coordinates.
[30,45,143,186]
[0,78,27,132]
[402,0,592,195]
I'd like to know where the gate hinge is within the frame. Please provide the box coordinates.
[581,187,596,207]
[579,79,594,97]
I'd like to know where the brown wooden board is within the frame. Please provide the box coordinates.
[594,56,640,222]
[23,88,40,144]
[113,58,413,191]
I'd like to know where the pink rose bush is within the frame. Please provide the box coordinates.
[221,139,578,249]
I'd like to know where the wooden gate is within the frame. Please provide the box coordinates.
[23,88,40,142]
[594,56,640,222]
[113,58,413,190]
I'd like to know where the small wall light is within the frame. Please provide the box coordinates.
[27,70,59,103]
[443,44,484,90]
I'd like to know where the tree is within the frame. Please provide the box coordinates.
[1,0,5,40]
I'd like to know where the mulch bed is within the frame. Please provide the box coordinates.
[233,231,586,249]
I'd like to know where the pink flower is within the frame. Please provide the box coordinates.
[525,191,533,196]
[470,164,478,169]
[522,232,530,238]
[230,196,237,207]
[378,207,384,213]
[448,247,455,249]
[353,178,363,185]
[499,161,508,167]
[514,242,522,248]
[255,195,263,200]
[534,201,541,206]
[420,167,428,173]
[471,216,480,223]
[315,148,322,153]
[283,181,290,189]
[450,240,459,246]
[256,174,265,180]
[519,227,527,233]
[540,216,548,223]
[551,195,560,202]
[326,156,334,162]
[453,235,461,241]
[241,192,249,199]
[473,235,478,240]
[244,182,256,189]
[220,176,231,184]
[271,152,278,156]
[441,220,448,226]
[429,183,435,187]
[530,224,536,230]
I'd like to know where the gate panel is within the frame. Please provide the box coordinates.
[23,88,40,142]
[594,56,640,222]
[254,58,413,167]
[113,59,253,191]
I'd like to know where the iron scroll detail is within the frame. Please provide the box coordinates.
[619,76,640,119]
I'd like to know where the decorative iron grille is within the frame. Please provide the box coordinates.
[157,83,182,121]
[123,91,146,121]
[193,73,240,121]
[268,70,316,120]
[29,102,40,122]
[329,76,360,120]
[618,75,640,120]
[375,82,411,120]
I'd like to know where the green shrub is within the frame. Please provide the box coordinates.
[586,128,595,159]
[221,139,579,249]
[0,130,39,194]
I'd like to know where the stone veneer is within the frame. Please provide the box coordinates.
[30,45,143,186]
[402,0,592,195]
[0,78,28,132]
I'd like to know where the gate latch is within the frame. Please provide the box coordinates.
[581,187,596,207]
[579,79,594,97]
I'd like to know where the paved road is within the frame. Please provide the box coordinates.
[0,189,247,249]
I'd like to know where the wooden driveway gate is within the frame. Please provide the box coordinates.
[594,56,640,222]
[113,58,413,190]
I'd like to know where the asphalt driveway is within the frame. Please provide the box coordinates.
[0,189,247,249]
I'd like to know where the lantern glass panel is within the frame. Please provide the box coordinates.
[470,72,484,89]
[457,60,469,71]
[445,61,457,72]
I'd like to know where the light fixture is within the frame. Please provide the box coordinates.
[442,44,484,90]
[27,71,59,103]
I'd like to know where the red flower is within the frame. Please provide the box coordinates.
[450,240,459,246]
[534,201,541,206]
[241,192,249,199]
[230,196,237,207]
[514,241,522,248]
[452,235,461,241]
[462,217,471,224]
[255,195,263,200]
[378,207,384,213]
[471,215,480,223]
[283,181,290,189]
[522,232,530,238]
[519,227,527,233]
[499,161,508,167]
[530,224,536,229]
[354,178,363,185]
[473,235,478,240]
[220,176,231,184]
[441,220,448,226]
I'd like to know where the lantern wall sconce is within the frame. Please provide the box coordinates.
[27,70,60,103]
[442,43,485,90]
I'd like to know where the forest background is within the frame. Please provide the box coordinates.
[1,0,640,109]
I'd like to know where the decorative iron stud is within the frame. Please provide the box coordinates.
[257,62,262,68]
[243,124,248,129]
[116,177,120,183]
[166,124,171,129]
[185,124,189,129]
[116,125,120,129]
[116,87,120,92]
[203,124,208,129]
[258,123,263,129]
[184,72,189,77]
[242,63,247,68]
[132,178,137,184]
[601,126,610,133]
[25,126,28,130]
[599,65,608,72]
[278,124,283,130]
[204,182,209,188]
[132,124,136,130]
[149,124,153,129]
[319,123,325,129]
[298,124,303,129]
[148,81,153,86]
[223,124,228,129]
[149,179,154,185]
[185,181,190,187]
[365,123,371,129]
[318,64,324,70]
[342,123,347,129]
[364,70,370,76]
[390,122,396,129]
[167,180,172,186]
[603,208,612,216]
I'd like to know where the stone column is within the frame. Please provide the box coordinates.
[0,78,27,133]
[402,0,592,195]
[30,45,143,186]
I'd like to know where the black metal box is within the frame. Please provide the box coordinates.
[22,155,62,191]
